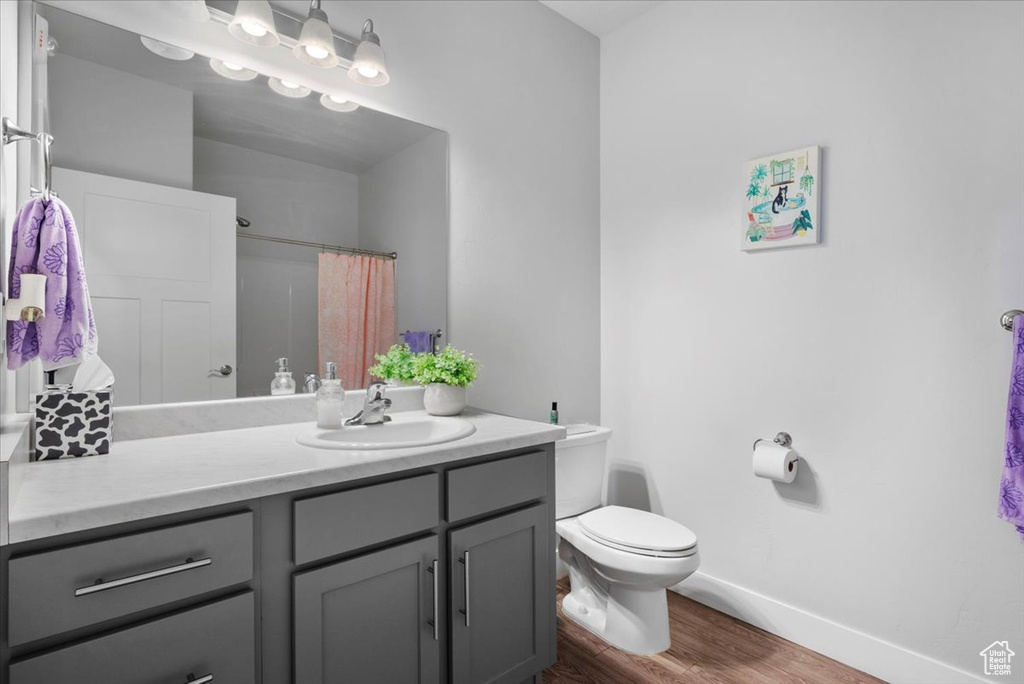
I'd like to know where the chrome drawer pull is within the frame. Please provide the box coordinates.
[458,551,470,626]
[427,559,439,641]
[186,674,213,684]
[75,557,212,597]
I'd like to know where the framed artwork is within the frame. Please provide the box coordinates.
[743,146,820,251]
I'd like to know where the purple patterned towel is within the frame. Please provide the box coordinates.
[6,197,97,371]
[404,330,434,354]
[999,315,1024,542]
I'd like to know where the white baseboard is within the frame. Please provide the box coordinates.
[672,571,989,684]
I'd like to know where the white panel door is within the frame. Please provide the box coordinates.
[54,167,236,405]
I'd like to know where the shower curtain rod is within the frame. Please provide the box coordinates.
[237,231,397,260]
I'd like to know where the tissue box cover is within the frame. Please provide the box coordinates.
[34,389,112,460]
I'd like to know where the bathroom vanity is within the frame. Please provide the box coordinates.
[0,399,562,684]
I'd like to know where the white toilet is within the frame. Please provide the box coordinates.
[555,425,700,655]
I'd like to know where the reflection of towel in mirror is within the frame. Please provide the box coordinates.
[404,331,434,354]
[6,197,97,371]
[1001,316,1024,542]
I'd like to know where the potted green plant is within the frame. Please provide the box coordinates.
[368,344,417,387]
[412,345,480,416]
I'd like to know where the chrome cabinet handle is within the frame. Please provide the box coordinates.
[210,364,233,377]
[75,557,212,597]
[458,550,470,626]
[186,675,213,684]
[427,559,439,641]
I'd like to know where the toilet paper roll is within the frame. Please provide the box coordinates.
[19,274,46,312]
[4,273,46,321]
[752,440,799,483]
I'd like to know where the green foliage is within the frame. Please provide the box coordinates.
[369,344,417,382]
[750,165,768,183]
[412,345,480,387]
[799,172,814,195]
[746,182,762,201]
[791,209,814,235]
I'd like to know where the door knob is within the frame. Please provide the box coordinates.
[210,364,233,377]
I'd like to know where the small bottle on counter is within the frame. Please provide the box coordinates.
[550,401,559,425]
[270,357,296,395]
[317,361,345,429]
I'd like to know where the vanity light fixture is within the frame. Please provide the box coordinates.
[319,93,359,113]
[348,20,390,86]
[293,0,339,68]
[210,58,259,81]
[268,77,312,98]
[140,36,195,61]
[228,0,280,47]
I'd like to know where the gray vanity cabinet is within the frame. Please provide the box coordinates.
[449,504,552,684]
[1,443,557,684]
[293,535,441,684]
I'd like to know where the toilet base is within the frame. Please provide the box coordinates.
[561,581,671,655]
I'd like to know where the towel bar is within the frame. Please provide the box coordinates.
[1002,310,1023,332]
[1,117,54,201]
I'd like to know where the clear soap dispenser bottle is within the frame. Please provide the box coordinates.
[270,357,296,395]
[316,361,345,429]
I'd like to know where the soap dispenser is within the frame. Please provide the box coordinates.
[270,357,296,395]
[316,361,345,429]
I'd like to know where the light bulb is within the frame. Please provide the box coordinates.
[281,80,300,89]
[223,62,243,71]
[304,45,329,60]
[228,0,280,47]
[357,65,379,79]
[241,21,267,37]
[320,93,360,112]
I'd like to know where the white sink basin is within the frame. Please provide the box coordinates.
[296,413,477,450]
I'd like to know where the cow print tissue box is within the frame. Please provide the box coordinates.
[34,389,112,460]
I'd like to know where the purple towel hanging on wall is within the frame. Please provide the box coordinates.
[999,315,1024,542]
[6,197,97,371]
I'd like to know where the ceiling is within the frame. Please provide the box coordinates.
[42,7,438,175]
[538,0,663,37]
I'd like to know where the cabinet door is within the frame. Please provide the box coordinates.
[450,504,554,684]
[293,535,441,684]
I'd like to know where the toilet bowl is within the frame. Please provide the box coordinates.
[555,426,700,655]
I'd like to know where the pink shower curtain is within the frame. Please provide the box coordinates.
[318,253,396,390]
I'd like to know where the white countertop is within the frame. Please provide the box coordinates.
[6,409,565,545]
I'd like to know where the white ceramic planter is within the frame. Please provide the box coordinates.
[423,383,467,416]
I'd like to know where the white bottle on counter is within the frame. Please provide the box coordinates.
[316,361,345,429]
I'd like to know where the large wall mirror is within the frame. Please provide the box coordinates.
[33,4,448,406]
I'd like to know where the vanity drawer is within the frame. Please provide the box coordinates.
[9,592,255,684]
[294,473,439,565]
[447,450,547,522]
[8,512,253,647]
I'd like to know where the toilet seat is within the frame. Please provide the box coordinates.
[578,506,697,558]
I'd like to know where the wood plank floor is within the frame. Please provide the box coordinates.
[543,579,886,684]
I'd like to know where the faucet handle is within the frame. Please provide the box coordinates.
[366,381,388,401]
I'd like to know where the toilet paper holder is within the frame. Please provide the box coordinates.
[753,431,793,450]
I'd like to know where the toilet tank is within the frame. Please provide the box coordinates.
[555,425,613,519]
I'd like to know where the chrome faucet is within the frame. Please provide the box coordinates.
[303,372,321,394]
[345,382,392,426]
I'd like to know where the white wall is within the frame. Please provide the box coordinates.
[49,54,193,189]
[601,2,1024,682]
[359,130,448,338]
[193,137,359,396]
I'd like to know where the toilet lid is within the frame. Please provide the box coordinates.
[578,506,697,556]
